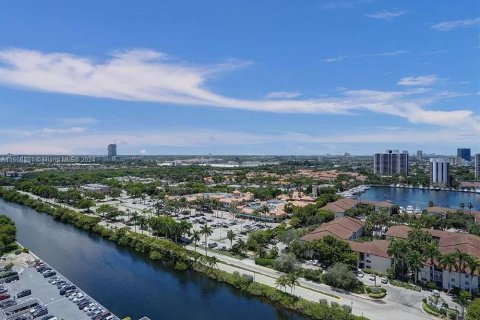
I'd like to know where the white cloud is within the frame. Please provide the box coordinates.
[41,127,86,134]
[322,50,405,62]
[432,18,480,31]
[322,56,347,63]
[0,48,476,131]
[398,75,439,86]
[366,10,406,20]
[265,91,300,99]
[372,50,406,57]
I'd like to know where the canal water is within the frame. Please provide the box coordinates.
[360,187,480,210]
[0,199,304,320]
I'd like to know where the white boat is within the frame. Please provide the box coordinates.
[406,205,414,214]
[414,207,422,214]
[476,188,480,194]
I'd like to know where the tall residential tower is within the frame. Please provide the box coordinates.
[373,150,409,176]
[430,158,450,187]
[108,144,117,158]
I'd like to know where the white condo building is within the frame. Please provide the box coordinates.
[430,158,450,187]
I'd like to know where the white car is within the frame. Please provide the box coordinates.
[369,275,376,281]
[381,277,388,284]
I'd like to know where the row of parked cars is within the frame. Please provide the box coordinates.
[35,261,115,320]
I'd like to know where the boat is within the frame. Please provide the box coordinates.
[406,205,414,214]
[389,184,395,188]
[429,186,434,190]
[476,188,480,194]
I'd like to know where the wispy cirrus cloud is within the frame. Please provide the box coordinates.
[398,74,439,86]
[0,48,477,132]
[42,127,86,134]
[365,10,406,20]
[322,50,406,63]
[265,91,300,99]
[432,17,480,31]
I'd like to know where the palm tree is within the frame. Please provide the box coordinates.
[206,256,219,269]
[226,230,236,249]
[425,241,440,282]
[200,224,213,256]
[454,250,469,288]
[191,230,201,252]
[439,253,456,292]
[260,204,270,225]
[467,202,473,213]
[387,238,408,276]
[464,255,480,294]
[131,211,139,233]
[138,216,147,234]
[275,275,289,292]
[287,272,300,294]
[406,250,423,284]
[236,238,247,256]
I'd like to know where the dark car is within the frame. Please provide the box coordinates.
[40,316,56,320]
[17,289,31,298]
[5,275,19,283]
[59,285,76,295]
[43,271,56,278]
[32,306,48,318]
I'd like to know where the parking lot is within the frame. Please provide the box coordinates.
[102,194,280,250]
[0,263,116,320]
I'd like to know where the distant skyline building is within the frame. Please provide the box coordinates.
[108,144,117,158]
[475,154,480,179]
[457,148,471,162]
[430,158,450,187]
[373,150,409,176]
[416,150,422,159]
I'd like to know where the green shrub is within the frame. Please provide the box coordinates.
[255,257,274,267]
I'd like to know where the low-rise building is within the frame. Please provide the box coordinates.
[79,183,111,194]
[300,216,364,241]
[348,240,392,273]
[386,225,480,292]
[322,198,394,217]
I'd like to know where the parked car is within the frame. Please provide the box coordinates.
[5,275,19,283]
[0,294,10,301]
[369,275,376,281]
[380,277,388,284]
[17,289,32,298]
[208,242,218,248]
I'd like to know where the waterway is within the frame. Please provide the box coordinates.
[0,198,304,320]
[360,187,480,210]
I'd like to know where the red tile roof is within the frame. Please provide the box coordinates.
[386,225,480,259]
[301,217,364,241]
[348,240,391,258]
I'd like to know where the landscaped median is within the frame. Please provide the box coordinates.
[364,286,386,299]
[0,187,368,320]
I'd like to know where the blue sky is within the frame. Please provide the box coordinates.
[0,0,478,155]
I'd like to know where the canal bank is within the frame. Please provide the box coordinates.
[0,196,315,320]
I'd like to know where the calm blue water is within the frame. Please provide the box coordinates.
[0,199,303,320]
[360,187,480,210]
